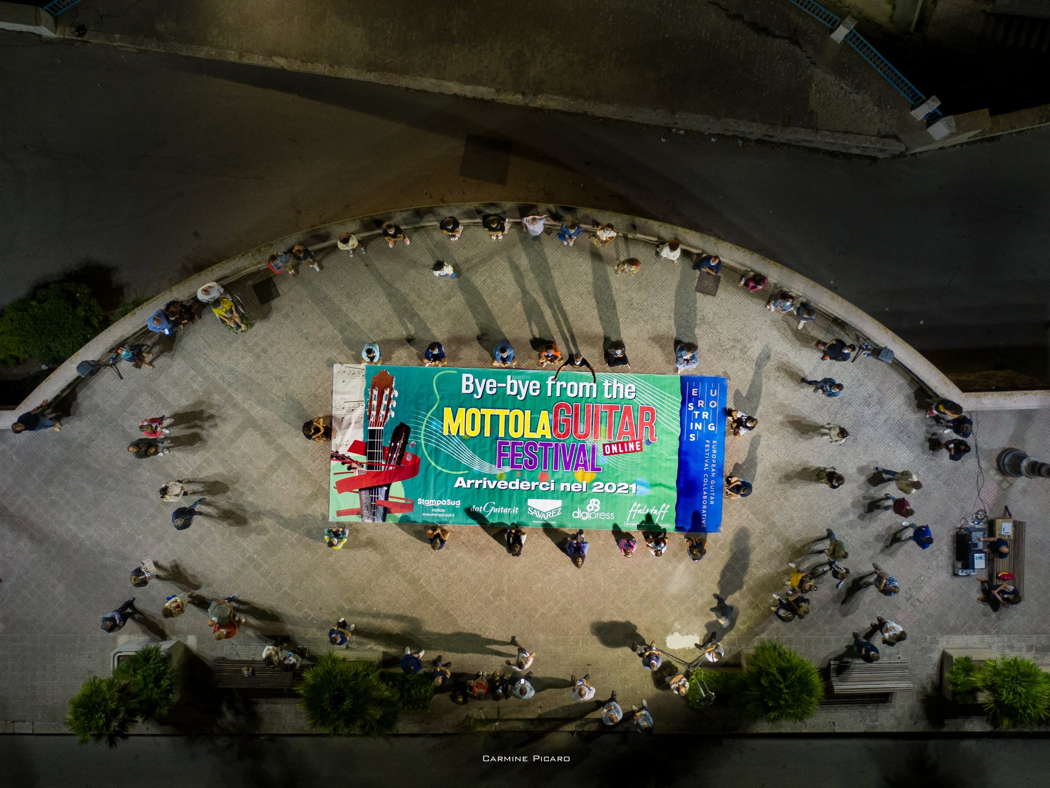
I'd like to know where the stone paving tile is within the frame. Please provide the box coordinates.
[1,223,1048,733]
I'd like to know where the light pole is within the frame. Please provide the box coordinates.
[997,448,1050,479]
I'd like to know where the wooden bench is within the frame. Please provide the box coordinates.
[987,518,1025,597]
[829,658,914,697]
[212,658,299,692]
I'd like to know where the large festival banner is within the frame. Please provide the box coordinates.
[329,365,727,532]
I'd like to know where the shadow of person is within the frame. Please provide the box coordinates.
[167,432,202,449]
[196,480,230,496]
[636,514,662,534]
[541,524,572,549]
[131,611,167,640]
[589,620,641,649]
[784,417,824,438]
[228,598,283,623]
[611,523,634,549]
[396,522,432,544]
[733,344,771,415]
[169,408,211,426]
[716,527,751,601]
[201,504,247,526]
[154,560,203,591]
[463,508,510,548]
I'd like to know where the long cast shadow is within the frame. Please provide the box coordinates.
[361,260,434,348]
[673,257,698,347]
[589,620,641,649]
[733,344,771,415]
[520,238,577,351]
[590,246,622,343]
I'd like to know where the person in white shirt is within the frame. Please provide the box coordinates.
[870,616,907,645]
[571,674,596,701]
[656,240,682,262]
[337,232,365,256]
[592,222,617,247]
[521,213,550,238]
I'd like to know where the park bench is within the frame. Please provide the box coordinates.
[986,518,1025,597]
[828,657,914,700]
[212,658,299,692]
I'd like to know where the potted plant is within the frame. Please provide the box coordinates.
[66,677,135,746]
[740,641,823,722]
[298,654,400,735]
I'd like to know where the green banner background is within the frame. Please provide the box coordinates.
[329,365,683,530]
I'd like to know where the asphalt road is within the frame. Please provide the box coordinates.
[1,34,1047,383]
[0,733,1042,788]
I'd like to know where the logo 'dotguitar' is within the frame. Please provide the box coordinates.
[527,499,563,519]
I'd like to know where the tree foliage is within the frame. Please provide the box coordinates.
[66,677,134,746]
[298,655,400,735]
[977,657,1050,728]
[741,641,824,722]
[114,646,177,720]
[0,282,106,366]
[946,656,979,705]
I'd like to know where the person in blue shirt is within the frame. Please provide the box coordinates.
[146,309,174,336]
[401,647,425,674]
[492,341,516,367]
[565,529,589,568]
[981,535,1009,558]
[423,342,447,366]
[693,254,722,275]
[557,222,583,247]
[852,632,881,663]
[725,476,753,498]
[634,642,662,671]
[328,618,355,647]
[801,376,844,397]
[891,522,933,549]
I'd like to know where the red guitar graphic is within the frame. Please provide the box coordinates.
[332,370,420,521]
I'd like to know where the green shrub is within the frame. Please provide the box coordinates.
[0,282,106,366]
[298,655,400,735]
[946,656,979,705]
[977,657,1050,729]
[381,671,435,711]
[114,646,176,720]
[741,641,824,722]
[66,677,133,746]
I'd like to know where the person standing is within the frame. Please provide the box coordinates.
[557,222,583,247]
[634,642,662,670]
[766,291,796,313]
[794,302,816,330]
[869,494,914,517]
[852,632,881,663]
[570,674,596,701]
[381,222,411,247]
[727,409,757,436]
[617,534,637,557]
[667,673,690,696]
[930,437,971,462]
[869,616,907,646]
[643,531,668,557]
[629,700,654,732]
[980,535,1010,559]
[934,414,973,438]
[100,599,140,632]
[815,467,845,489]
[505,526,526,557]
[506,637,536,671]
[554,353,596,384]
[328,618,356,647]
[492,341,516,368]
[139,415,174,437]
[129,562,153,587]
[362,343,382,364]
[655,240,682,262]
[426,526,450,551]
[171,498,206,530]
[337,232,365,256]
[439,216,463,241]
[812,559,851,589]
[146,308,176,335]
[725,476,752,498]
[872,467,923,494]
[565,530,589,568]
[858,563,900,596]
[431,260,458,279]
[162,594,185,618]
[809,528,849,560]
[159,480,203,502]
[800,377,844,397]
[697,632,726,663]
[890,522,933,549]
[521,213,550,238]
[600,692,623,726]
[511,676,536,700]
[688,537,708,562]
[128,438,170,459]
[675,342,699,373]
[820,423,849,444]
[604,340,630,368]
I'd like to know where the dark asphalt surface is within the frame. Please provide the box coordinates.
[1,34,1047,383]
[0,733,1040,788]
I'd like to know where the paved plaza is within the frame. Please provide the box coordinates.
[1,215,1048,734]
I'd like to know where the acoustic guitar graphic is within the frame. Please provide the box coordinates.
[332,370,420,521]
